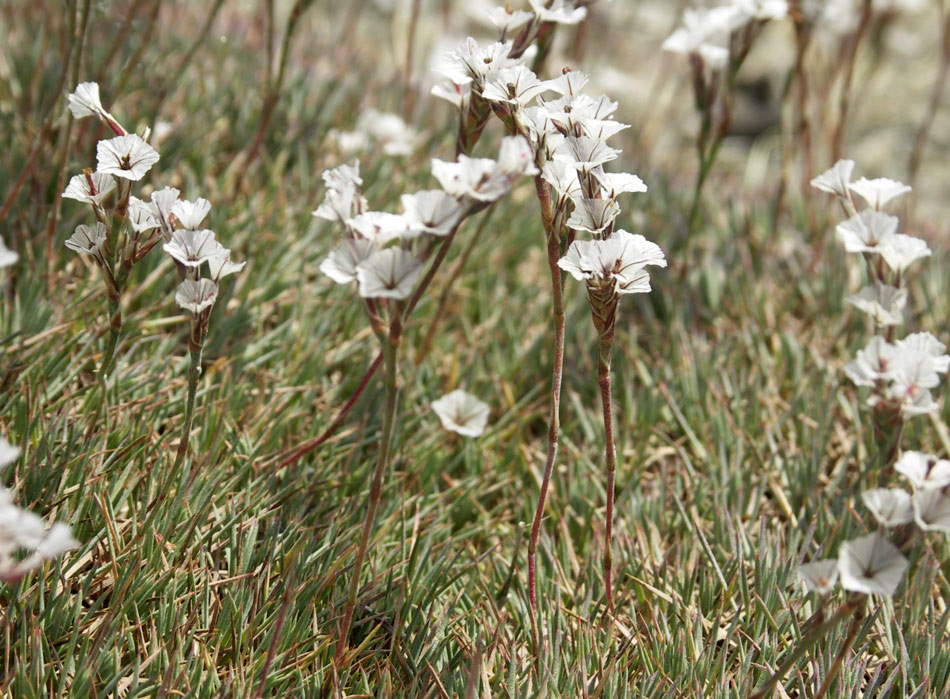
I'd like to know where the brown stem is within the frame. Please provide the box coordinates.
[528,175,565,615]
[831,0,873,161]
[597,336,616,612]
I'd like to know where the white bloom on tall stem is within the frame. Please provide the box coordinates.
[845,283,906,326]
[175,278,218,315]
[895,451,950,490]
[912,489,950,533]
[0,487,79,582]
[355,248,422,300]
[482,66,549,107]
[401,191,463,236]
[559,230,667,293]
[128,197,161,234]
[320,239,378,284]
[65,223,108,262]
[147,187,181,240]
[843,336,894,387]
[879,234,931,273]
[347,211,414,243]
[810,159,856,199]
[848,177,912,210]
[0,437,20,469]
[172,198,212,230]
[96,134,160,181]
[554,135,620,175]
[484,6,534,35]
[835,210,899,254]
[566,197,621,235]
[594,171,648,199]
[837,533,908,596]
[67,82,124,134]
[431,156,509,203]
[862,488,914,526]
[163,229,223,268]
[798,559,839,594]
[439,38,516,89]
[528,0,587,24]
[431,390,490,437]
[207,248,246,282]
[63,171,116,205]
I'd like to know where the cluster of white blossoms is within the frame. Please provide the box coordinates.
[0,437,78,582]
[63,82,243,339]
[662,1,788,70]
[812,159,943,418]
[330,109,419,157]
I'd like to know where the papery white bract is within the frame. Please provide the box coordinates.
[837,533,908,596]
[431,389,490,437]
[128,197,161,234]
[65,223,108,259]
[554,135,620,175]
[401,191,463,236]
[528,0,587,24]
[594,171,648,199]
[439,38,517,89]
[913,489,950,533]
[207,248,246,282]
[67,82,106,119]
[496,135,539,177]
[558,230,667,294]
[96,134,159,181]
[482,66,549,107]
[879,234,931,273]
[0,486,79,582]
[355,248,422,300]
[895,451,950,490]
[0,437,20,469]
[320,238,378,284]
[163,229,223,268]
[836,210,899,254]
[0,238,17,269]
[172,198,212,230]
[175,278,218,315]
[798,559,839,594]
[843,336,894,387]
[845,283,906,327]
[810,159,855,199]
[432,156,509,202]
[848,177,912,210]
[566,197,621,235]
[862,488,914,527]
[147,187,181,241]
[347,211,414,244]
[63,171,116,205]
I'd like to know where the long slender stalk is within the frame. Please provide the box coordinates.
[596,337,616,612]
[527,176,565,614]
[172,342,203,473]
[334,336,399,665]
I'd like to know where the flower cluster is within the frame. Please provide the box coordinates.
[0,437,78,582]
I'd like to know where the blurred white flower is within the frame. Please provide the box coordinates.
[401,190,463,236]
[313,162,365,223]
[0,237,17,269]
[843,335,893,387]
[913,489,950,533]
[558,230,667,294]
[172,198,212,230]
[175,278,218,315]
[67,82,123,134]
[845,283,906,326]
[862,488,914,527]
[528,0,586,25]
[439,38,517,89]
[895,451,950,490]
[482,66,549,107]
[0,487,79,582]
[810,159,855,199]
[320,238,378,284]
[63,171,116,205]
[798,559,839,594]
[432,155,509,202]
[96,134,159,181]
[347,211,414,244]
[662,8,741,70]
[732,0,788,21]
[207,248,246,282]
[484,6,534,34]
[566,197,621,235]
[496,135,539,177]
[594,171,648,199]
[0,437,20,469]
[836,210,899,254]
[65,223,108,263]
[879,234,931,273]
[128,197,161,234]
[163,229,223,268]
[431,389,490,437]
[848,177,912,210]
[554,135,620,174]
[431,80,470,109]
[837,533,908,596]
[355,248,422,300]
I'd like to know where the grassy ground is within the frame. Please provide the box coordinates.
[2,1,950,696]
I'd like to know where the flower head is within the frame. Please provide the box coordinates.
[175,278,218,315]
[798,559,839,595]
[172,198,212,230]
[63,171,116,205]
[848,177,912,210]
[895,451,950,490]
[845,283,906,327]
[837,533,908,596]
[401,190,463,236]
[355,248,422,300]
[65,223,108,262]
[163,229,223,268]
[431,390,490,437]
[835,210,899,254]
[810,159,855,199]
[913,489,950,533]
[0,238,18,269]
[558,230,666,294]
[862,488,914,527]
[96,134,159,181]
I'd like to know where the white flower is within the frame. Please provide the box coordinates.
[913,489,950,533]
[128,197,160,234]
[172,198,212,230]
[594,171,648,199]
[566,197,621,234]
[837,533,908,596]
[347,211,414,244]
[835,210,899,254]
[496,135,539,177]
[431,80,470,109]
[163,229,223,268]
[355,248,422,300]
[862,488,914,527]
[32,522,79,560]
[67,82,123,133]
[895,451,950,490]
[848,177,912,210]
[175,278,218,315]
[439,38,517,89]
[541,161,581,205]
[528,0,587,24]
[431,389,490,437]
[558,230,667,294]
[662,8,743,70]
[63,171,116,205]
[732,0,789,21]
[353,109,419,156]
[207,248,245,282]
[319,238,377,284]
[810,159,855,199]
[0,487,78,581]
[554,135,620,174]
[147,186,181,240]
[845,283,906,326]
[313,163,364,223]
[481,66,550,107]
[843,336,894,387]
[96,134,160,181]
[0,437,20,470]
[879,234,931,273]
[484,6,535,35]
[401,191,463,236]
[0,237,17,269]
[432,156,510,202]
[798,559,839,594]
[545,70,591,97]
[64,223,108,261]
